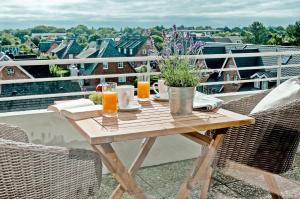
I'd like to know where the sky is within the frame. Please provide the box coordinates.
[0,0,300,30]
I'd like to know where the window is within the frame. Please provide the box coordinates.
[80,63,84,69]
[262,81,268,90]
[281,55,292,65]
[6,67,14,76]
[226,73,231,81]
[118,76,126,83]
[100,78,106,83]
[233,75,238,81]
[118,48,121,53]
[118,62,124,68]
[142,49,147,55]
[142,61,147,65]
[69,54,73,59]
[129,48,133,55]
[103,62,108,70]
[254,80,260,89]
[123,48,127,54]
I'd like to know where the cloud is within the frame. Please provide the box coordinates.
[0,0,299,29]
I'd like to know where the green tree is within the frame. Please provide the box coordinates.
[268,33,283,45]
[246,21,268,44]
[77,35,88,47]
[31,37,41,46]
[287,21,300,46]
[1,37,12,45]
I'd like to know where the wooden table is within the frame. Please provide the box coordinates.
[65,100,254,199]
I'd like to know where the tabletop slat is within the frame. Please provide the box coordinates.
[69,100,255,144]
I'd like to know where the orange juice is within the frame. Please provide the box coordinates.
[102,91,118,116]
[137,81,150,99]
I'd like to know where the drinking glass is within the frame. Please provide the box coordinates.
[137,75,150,101]
[102,82,118,117]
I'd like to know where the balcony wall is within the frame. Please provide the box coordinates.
[0,94,245,173]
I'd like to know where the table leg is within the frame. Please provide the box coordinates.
[110,137,157,199]
[176,129,227,199]
[200,166,213,199]
[92,143,147,199]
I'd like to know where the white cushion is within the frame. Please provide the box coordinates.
[251,77,300,114]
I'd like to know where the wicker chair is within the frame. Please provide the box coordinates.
[215,90,300,174]
[0,123,102,199]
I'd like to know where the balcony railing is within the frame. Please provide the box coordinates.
[0,51,299,108]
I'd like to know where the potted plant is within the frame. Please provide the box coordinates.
[159,55,200,114]
[155,25,205,115]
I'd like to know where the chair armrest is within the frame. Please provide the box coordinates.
[222,90,271,115]
[0,139,102,199]
[217,98,300,172]
[0,123,29,143]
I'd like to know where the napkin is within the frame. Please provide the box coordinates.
[193,92,223,111]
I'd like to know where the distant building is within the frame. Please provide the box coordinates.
[198,43,300,94]
[25,39,38,49]
[0,47,19,56]
[0,52,34,81]
[116,36,157,67]
[38,41,60,54]
[212,36,243,44]
[76,39,136,86]
[31,33,67,39]
[51,39,83,59]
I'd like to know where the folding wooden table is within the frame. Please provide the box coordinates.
[65,100,254,199]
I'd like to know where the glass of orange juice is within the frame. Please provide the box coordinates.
[137,75,150,101]
[102,82,118,117]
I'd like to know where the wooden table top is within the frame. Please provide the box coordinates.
[68,100,255,144]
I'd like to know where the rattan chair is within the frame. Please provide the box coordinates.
[215,90,300,174]
[0,123,102,199]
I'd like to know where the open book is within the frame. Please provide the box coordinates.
[48,99,102,120]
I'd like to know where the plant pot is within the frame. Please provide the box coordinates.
[168,87,195,115]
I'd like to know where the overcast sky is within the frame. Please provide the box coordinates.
[1,0,299,29]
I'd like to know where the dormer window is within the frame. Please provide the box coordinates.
[123,48,127,54]
[103,62,109,70]
[6,67,14,76]
[129,48,133,55]
[281,55,292,65]
[118,62,124,69]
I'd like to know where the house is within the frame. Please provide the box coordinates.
[0,52,82,112]
[116,36,157,67]
[228,36,243,44]
[31,33,67,39]
[0,47,19,56]
[51,39,83,59]
[212,36,243,44]
[0,52,34,81]
[198,43,300,94]
[76,39,136,86]
[25,39,38,49]
[213,37,232,43]
[39,41,60,54]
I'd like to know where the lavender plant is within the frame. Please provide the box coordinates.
[157,25,205,87]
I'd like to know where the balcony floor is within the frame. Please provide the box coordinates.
[96,150,300,198]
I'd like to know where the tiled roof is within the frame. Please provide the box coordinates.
[231,48,263,78]
[79,39,122,75]
[213,37,232,43]
[51,39,83,59]
[38,42,53,53]
[202,47,226,69]
[116,36,147,56]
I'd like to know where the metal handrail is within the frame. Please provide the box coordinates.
[0,51,299,102]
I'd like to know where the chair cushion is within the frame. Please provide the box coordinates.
[251,77,300,114]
